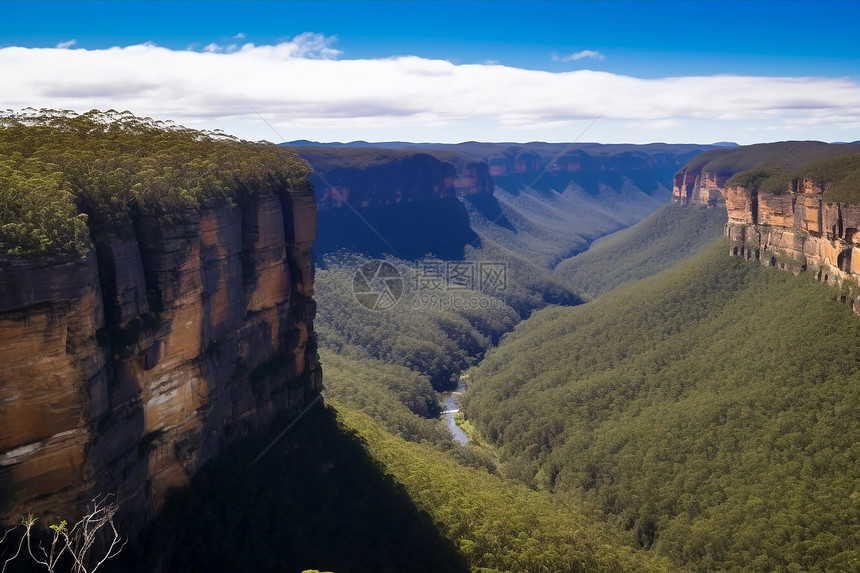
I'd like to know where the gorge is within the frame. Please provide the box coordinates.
[2,113,858,572]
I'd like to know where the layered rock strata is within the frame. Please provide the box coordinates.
[309,152,492,212]
[672,172,860,311]
[0,188,320,528]
[672,171,729,207]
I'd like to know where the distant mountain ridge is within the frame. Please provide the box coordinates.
[292,141,720,315]
[292,141,720,264]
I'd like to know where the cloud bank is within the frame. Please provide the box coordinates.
[2,35,857,143]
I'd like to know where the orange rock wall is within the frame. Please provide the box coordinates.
[672,170,728,206]
[0,186,320,528]
[675,170,860,311]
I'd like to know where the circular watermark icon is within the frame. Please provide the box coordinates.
[352,260,404,311]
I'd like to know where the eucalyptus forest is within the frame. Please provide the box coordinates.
[0,110,857,573]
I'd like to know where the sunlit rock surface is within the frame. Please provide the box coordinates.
[0,187,320,528]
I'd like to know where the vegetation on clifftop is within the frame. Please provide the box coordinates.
[726,166,793,196]
[722,151,860,204]
[681,141,860,178]
[690,142,860,205]
[800,153,860,204]
[0,109,311,257]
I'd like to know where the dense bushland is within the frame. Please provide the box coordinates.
[127,394,669,573]
[682,141,860,178]
[801,152,860,203]
[126,404,467,573]
[726,166,793,196]
[334,405,671,573]
[554,203,726,299]
[465,239,583,317]
[463,240,860,571]
[0,109,311,256]
[319,348,450,444]
[724,152,860,204]
[314,252,519,389]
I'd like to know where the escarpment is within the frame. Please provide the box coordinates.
[293,148,484,261]
[0,191,319,528]
[672,142,860,311]
[672,171,729,206]
[298,150,493,211]
[725,177,860,301]
[0,111,321,531]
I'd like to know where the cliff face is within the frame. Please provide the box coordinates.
[294,149,484,261]
[725,179,860,302]
[672,170,729,207]
[478,146,703,203]
[307,152,493,212]
[0,188,320,528]
[672,168,860,311]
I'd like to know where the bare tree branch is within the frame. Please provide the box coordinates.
[0,494,125,573]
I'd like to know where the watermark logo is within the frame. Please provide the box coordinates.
[414,260,507,294]
[352,260,404,311]
[411,260,508,311]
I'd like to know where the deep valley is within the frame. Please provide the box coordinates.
[1,111,859,573]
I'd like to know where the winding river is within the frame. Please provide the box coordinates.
[441,377,469,444]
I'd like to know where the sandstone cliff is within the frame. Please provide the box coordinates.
[672,170,729,206]
[293,148,484,261]
[293,148,493,211]
[0,188,320,529]
[672,143,860,311]
[724,178,860,305]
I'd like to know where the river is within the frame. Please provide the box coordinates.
[440,377,469,444]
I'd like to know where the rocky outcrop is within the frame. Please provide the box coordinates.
[0,187,320,529]
[725,178,860,303]
[451,161,493,196]
[672,171,729,206]
[293,148,493,208]
[672,142,860,208]
[294,149,482,261]
[672,164,860,311]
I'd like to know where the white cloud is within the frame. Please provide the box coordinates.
[1,37,857,144]
[55,39,77,49]
[234,32,246,39]
[565,49,605,61]
[552,50,605,62]
[291,32,341,60]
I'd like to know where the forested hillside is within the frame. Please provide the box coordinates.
[463,240,860,571]
[554,203,726,299]
[314,253,520,389]
[128,394,672,573]
[334,404,672,573]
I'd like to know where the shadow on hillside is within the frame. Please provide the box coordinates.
[121,403,467,573]
[315,197,478,263]
[494,169,676,198]
[462,193,515,231]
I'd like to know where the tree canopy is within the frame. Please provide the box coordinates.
[464,240,860,571]
[0,109,311,257]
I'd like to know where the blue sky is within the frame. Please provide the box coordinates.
[1,1,858,144]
